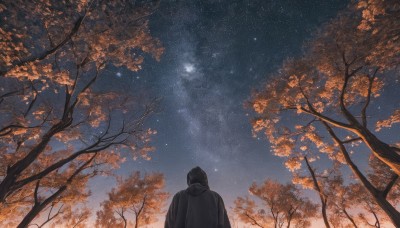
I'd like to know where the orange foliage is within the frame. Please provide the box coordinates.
[250,0,400,177]
[250,1,400,225]
[234,179,318,228]
[0,0,163,226]
[95,172,169,228]
[357,0,400,68]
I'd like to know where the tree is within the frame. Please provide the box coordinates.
[324,175,358,228]
[228,211,240,228]
[356,0,400,69]
[350,183,387,228]
[0,0,163,225]
[295,159,359,228]
[250,1,400,225]
[31,204,91,228]
[367,156,400,205]
[95,172,169,228]
[0,155,93,228]
[293,156,331,228]
[234,197,270,228]
[0,0,163,78]
[234,179,318,228]
[349,156,400,228]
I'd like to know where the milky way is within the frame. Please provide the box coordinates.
[91,0,350,216]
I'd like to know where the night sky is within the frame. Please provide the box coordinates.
[90,0,350,224]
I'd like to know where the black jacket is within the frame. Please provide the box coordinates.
[165,167,231,228]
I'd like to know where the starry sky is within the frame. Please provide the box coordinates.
[90,0,350,223]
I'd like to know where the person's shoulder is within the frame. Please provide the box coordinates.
[177,189,187,195]
[209,190,227,207]
[209,190,223,199]
[172,190,187,199]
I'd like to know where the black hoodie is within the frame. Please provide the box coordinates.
[165,167,231,228]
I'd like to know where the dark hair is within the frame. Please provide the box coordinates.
[187,166,209,187]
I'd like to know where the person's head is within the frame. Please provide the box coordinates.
[187,166,209,187]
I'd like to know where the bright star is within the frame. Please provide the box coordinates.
[116,72,122,77]
[183,63,195,73]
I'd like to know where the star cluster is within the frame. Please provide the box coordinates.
[93,0,350,215]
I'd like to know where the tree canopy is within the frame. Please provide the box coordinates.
[234,179,318,228]
[96,172,169,228]
[0,0,163,226]
[250,0,400,226]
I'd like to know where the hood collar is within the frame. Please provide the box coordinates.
[186,183,209,196]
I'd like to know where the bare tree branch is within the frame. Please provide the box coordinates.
[361,68,379,127]
[382,174,399,199]
[1,15,85,77]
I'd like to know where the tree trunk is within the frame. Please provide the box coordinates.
[345,130,400,227]
[355,126,400,177]
[320,199,330,228]
[344,148,400,227]
[0,132,52,202]
[122,215,127,228]
[371,210,380,228]
[343,208,357,228]
[373,195,400,227]
[134,215,139,228]
[338,65,400,176]
[304,156,331,228]
[17,154,94,228]
[17,186,67,228]
[0,121,70,202]
[18,204,43,228]
[322,122,400,227]
[286,217,292,228]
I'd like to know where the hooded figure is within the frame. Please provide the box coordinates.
[165,167,231,228]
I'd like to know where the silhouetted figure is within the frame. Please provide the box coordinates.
[165,166,231,228]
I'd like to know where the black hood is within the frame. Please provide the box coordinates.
[186,167,209,196]
[187,166,209,187]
